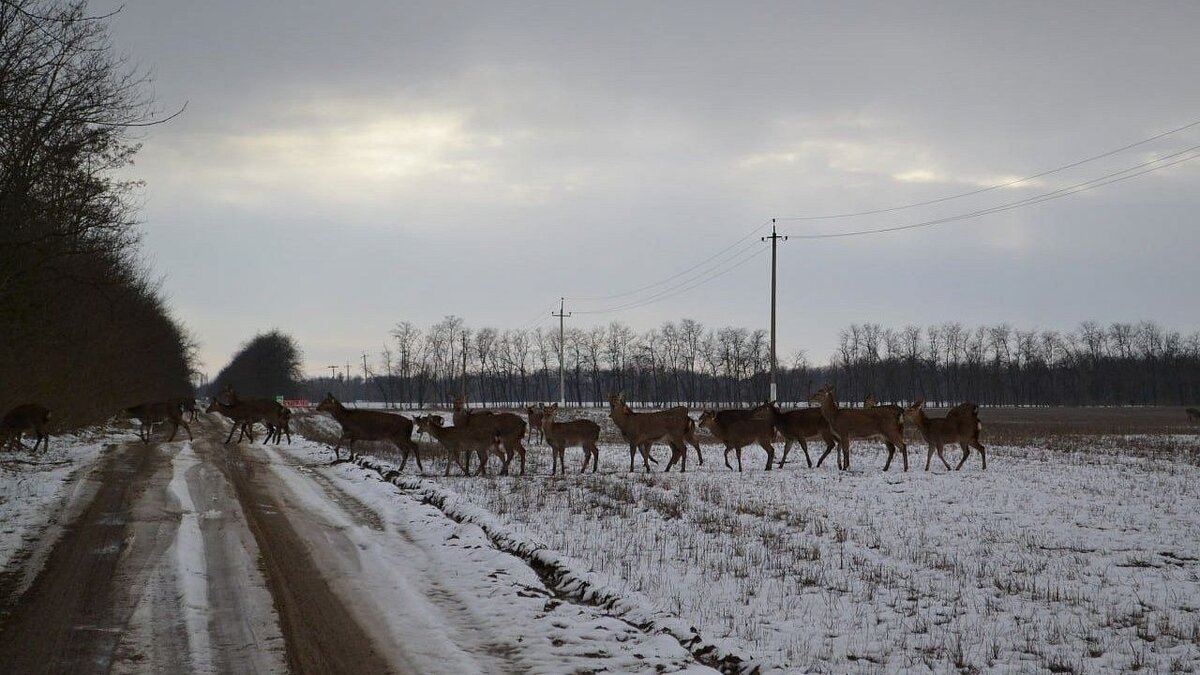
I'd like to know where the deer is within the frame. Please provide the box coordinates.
[809,385,908,471]
[607,393,690,472]
[206,392,290,445]
[768,403,837,468]
[452,397,529,475]
[316,393,422,469]
[170,396,199,422]
[414,414,502,476]
[124,400,193,444]
[697,403,777,472]
[1,403,51,453]
[526,404,546,444]
[905,398,986,471]
[540,403,601,474]
[1187,408,1200,423]
[205,398,261,444]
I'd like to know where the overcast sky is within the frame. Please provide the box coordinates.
[97,1,1200,377]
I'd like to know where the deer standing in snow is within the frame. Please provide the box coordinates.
[905,398,986,470]
[1,403,51,453]
[540,403,601,474]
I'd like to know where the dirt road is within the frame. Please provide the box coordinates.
[0,420,386,674]
[0,419,712,674]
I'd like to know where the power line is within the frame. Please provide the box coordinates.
[567,219,772,302]
[787,144,1200,240]
[775,116,1200,221]
[575,245,768,315]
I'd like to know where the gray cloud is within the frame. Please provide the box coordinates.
[100,1,1200,375]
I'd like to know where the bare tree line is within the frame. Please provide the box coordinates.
[301,317,1200,408]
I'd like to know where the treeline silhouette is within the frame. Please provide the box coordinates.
[301,317,1200,408]
[210,331,304,400]
[0,1,194,426]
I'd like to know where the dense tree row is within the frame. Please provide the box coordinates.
[0,1,194,426]
[210,331,304,400]
[303,317,1200,408]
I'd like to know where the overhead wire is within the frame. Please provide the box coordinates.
[566,219,772,302]
[787,143,1200,240]
[574,244,768,315]
[775,116,1200,221]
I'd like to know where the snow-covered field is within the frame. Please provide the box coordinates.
[338,423,1200,674]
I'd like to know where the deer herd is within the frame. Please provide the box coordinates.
[304,387,989,478]
[6,387,1200,476]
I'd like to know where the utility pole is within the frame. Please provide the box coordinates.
[327,365,339,381]
[362,351,370,400]
[460,331,468,401]
[552,297,571,407]
[762,219,788,403]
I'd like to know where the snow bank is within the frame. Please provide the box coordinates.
[353,455,781,675]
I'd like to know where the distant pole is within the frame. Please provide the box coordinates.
[362,351,370,397]
[327,365,339,382]
[460,331,468,401]
[762,219,788,403]
[552,297,572,407]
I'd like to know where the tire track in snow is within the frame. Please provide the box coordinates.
[215,442,397,675]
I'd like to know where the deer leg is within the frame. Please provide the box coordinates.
[691,438,704,466]
[516,440,528,476]
[760,440,775,471]
[841,440,850,471]
[972,440,986,470]
[883,442,896,471]
[778,439,791,467]
[816,440,836,468]
[166,420,180,442]
[925,444,934,471]
[641,443,653,472]
[901,441,910,471]
[937,443,951,471]
[629,444,636,472]
[410,439,425,473]
[224,421,238,445]
[181,419,192,441]
[724,446,734,470]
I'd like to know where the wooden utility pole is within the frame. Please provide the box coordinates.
[552,297,571,407]
[460,331,468,401]
[762,219,788,403]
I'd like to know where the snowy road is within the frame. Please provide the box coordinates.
[0,419,718,674]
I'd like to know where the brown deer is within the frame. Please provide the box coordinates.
[205,398,260,444]
[1,403,51,453]
[809,386,908,471]
[414,414,501,476]
[526,404,546,444]
[316,393,421,469]
[540,403,601,474]
[171,396,199,422]
[905,398,986,471]
[206,392,290,445]
[768,403,836,468]
[698,404,777,472]
[607,393,690,472]
[452,397,529,475]
[124,400,193,444]
[1187,408,1200,423]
